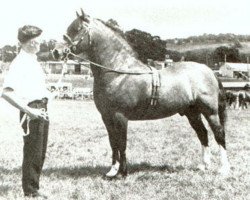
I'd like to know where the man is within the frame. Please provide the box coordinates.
[1,25,50,198]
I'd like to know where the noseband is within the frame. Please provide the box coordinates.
[63,23,91,53]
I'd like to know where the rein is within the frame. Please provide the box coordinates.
[66,51,154,75]
[64,21,154,75]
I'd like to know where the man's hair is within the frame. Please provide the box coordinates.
[18,25,42,43]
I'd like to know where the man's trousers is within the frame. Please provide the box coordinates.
[20,98,49,195]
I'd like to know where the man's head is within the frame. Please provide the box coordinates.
[18,25,42,53]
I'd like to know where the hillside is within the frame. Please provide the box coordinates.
[166,41,250,54]
[165,33,250,54]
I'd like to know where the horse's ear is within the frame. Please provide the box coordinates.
[79,8,89,22]
[81,8,84,16]
[76,11,80,18]
[79,8,86,20]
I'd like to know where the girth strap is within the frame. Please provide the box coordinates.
[148,66,161,106]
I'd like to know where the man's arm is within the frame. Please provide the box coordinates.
[1,87,47,120]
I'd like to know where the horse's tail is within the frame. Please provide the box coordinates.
[218,79,227,127]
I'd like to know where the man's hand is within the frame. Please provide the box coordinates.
[26,107,49,121]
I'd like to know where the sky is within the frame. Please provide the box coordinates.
[0,0,250,47]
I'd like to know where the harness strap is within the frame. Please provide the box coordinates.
[149,66,161,106]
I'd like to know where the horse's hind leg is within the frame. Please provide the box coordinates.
[205,114,230,175]
[185,112,211,171]
[102,112,128,178]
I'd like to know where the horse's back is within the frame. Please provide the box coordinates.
[163,61,215,78]
[160,62,219,97]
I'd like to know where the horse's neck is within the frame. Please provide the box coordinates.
[89,21,146,72]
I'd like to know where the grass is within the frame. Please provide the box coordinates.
[0,100,249,199]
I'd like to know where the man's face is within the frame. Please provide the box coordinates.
[27,37,41,53]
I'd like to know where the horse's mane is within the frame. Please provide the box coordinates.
[97,19,125,38]
[95,19,139,59]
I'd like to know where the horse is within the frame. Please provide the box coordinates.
[239,90,250,109]
[239,84,250,109]
[225,90,239,109]
[59,9,230,177]
[245,91,250,107]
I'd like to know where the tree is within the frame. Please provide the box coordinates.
[39,40,49,52]
[1,45,18,62]
[106,19,119,28]
[212,46,240,64]
[125,29,166,63]
[165,50,182,62]
[233,40,242,48]
[48,39,57,50]
[105,19,124,35]
[37,39,58,61]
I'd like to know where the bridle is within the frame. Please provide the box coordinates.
[63,22,91,54]
[62,23,154,75]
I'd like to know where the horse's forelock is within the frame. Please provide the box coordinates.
[67,18,82,38]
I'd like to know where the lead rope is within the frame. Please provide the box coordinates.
[67,52,154,75]
[20,113,31,137]
[20,109,48,137]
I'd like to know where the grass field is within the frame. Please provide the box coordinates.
[0,100,249,200]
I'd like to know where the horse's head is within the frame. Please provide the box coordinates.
[51,9,91,61]
[64,9,91,55]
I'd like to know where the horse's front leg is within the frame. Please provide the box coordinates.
[102,112,128,178]
[114,112,128,177]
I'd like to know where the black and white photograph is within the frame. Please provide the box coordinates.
[0,0,249,199]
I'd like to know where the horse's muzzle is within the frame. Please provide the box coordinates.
[63,34,74,45]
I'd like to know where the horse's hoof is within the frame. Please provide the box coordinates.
[103,173,125,180]
[103,174,117,180]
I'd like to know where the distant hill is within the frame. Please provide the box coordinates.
[165,33,250,54]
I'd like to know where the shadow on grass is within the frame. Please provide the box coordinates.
[128,162,185,174]
[0,162,186,179]
[43,165,109,178]
[0,167,21,174]
[42,162,186,179]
